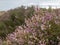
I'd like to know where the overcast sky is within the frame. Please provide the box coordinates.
[0,0,60,11]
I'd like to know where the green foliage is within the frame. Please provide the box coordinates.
[0,6,35,39]
[25,6,35,18]
[48,6,52,12]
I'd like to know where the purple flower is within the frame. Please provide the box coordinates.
[45,15,52,21]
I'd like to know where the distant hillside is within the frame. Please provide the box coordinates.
[0,6,35,21]
[0,11,10,21]
[0,11,5,16]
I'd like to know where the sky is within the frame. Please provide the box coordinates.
[0,0,60,11]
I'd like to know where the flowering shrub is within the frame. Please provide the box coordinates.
[0,7,60,45]
[5,8,60,45]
